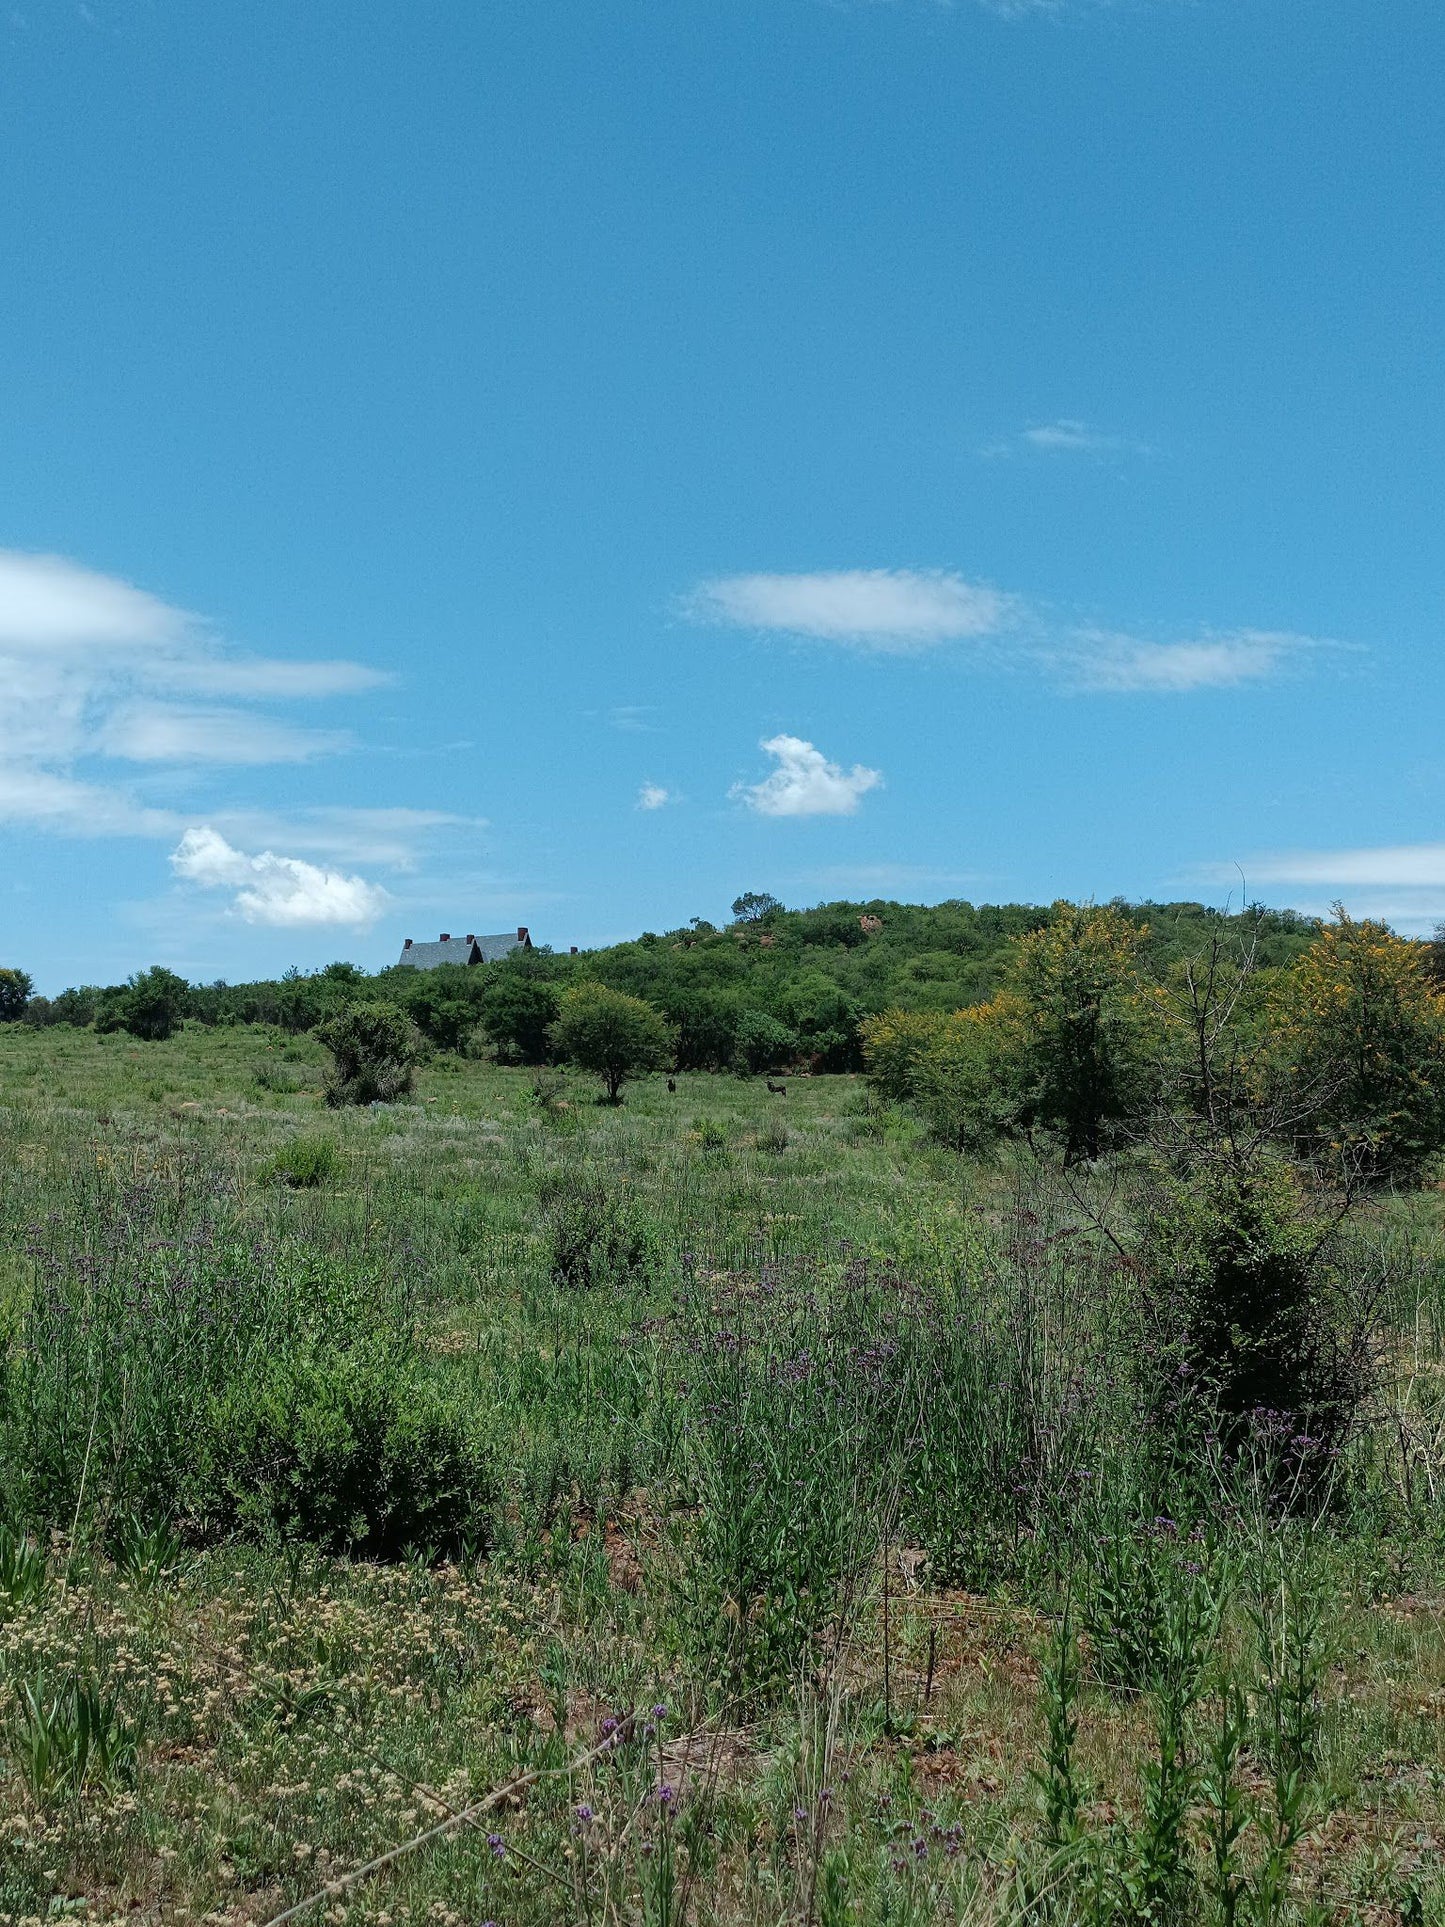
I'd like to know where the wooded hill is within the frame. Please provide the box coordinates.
[15,896,1320,1073]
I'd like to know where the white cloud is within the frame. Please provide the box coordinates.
[1058,628,1312,693]
[100,703,349,765]
[0,765,180,838]
[0,549,189,650]
[733,735,883,818]
[686,569,1012,652]
[1024,419,1129,453]
[1197,843,1445,936]
[170,826,390,928]
[154,656,385,698]
[637,782,671,811]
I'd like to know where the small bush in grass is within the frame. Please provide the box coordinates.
[263,1135,342,1188]
[199,1350,487,1557]
[541,1170,651,1291]
[253,1060,301,1093]
[316,1001,421,1106]
[757,1117,789,1156]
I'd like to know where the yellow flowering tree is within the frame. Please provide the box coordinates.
[1275,907,1445,1182]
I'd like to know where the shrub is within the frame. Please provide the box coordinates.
[859,1008,951,1103]
[541,1171,651,1291]
[316,1001,421,1106]
[262,1135,341,1188]
[1134,1136,1381,1459]
[480,969,563,1064]
[198,1350,485,1557]
[2,1164,420,1533]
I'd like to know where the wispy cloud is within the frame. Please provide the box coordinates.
[685,569,1013,653]
[208,806,479,869]
[99,703,349,765]
[1056,628,1317,694]
[1199,842,1445,936]
[0,547,388,835]
[170,826,389,928]
[686,558,1339,696]
[733,735,883,818]
[637,782,671,811]
[982,418,1149,459]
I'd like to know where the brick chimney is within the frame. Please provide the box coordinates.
[465,935,475,945]
[517,925,530,944]
[439,932,451,942]
[403,937,412,948]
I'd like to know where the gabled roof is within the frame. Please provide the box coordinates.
[396,928,532,969]
[473,932,528,963]
[398,937,480,969]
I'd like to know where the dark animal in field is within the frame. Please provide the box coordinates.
[667,1077,677,1093]
[766,1080,787,1096]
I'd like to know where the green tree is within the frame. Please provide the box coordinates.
[479,968,562,1064]
[0,968,32,1022]
[548,981,673,1103]
[731,891,783,924]
[316,1002,422,1106]
[733,1008,796,1075]
[111,966,190,1042]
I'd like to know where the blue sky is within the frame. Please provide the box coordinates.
[3,0,1443,990]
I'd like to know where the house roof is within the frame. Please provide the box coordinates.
[396,929,532,969]
[398,937,480,969]
[473,932,528,962]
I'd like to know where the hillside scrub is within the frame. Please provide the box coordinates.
[16,894,1321,1075]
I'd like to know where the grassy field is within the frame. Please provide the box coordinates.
[1,1023,1444,1925]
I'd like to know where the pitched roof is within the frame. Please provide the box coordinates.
[396,929,532,969]
[398,937,480,969]
[473,932,528,963]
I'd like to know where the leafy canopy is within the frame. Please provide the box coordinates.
[548,981,674,1102]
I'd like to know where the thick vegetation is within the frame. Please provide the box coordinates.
[0,898,1444,1924]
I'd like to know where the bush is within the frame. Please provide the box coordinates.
[262,1136,341,1188]
[315,1002,421,1106]
[198,1350,485,1557]
[1,1163,420,1534]
[1135,1137,1381,1461]
[480,968,562,1064]
[1275,908,1445,1184]
[541,1171,651,1291]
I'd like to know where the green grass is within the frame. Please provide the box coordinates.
[1,1022,1445,1924]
